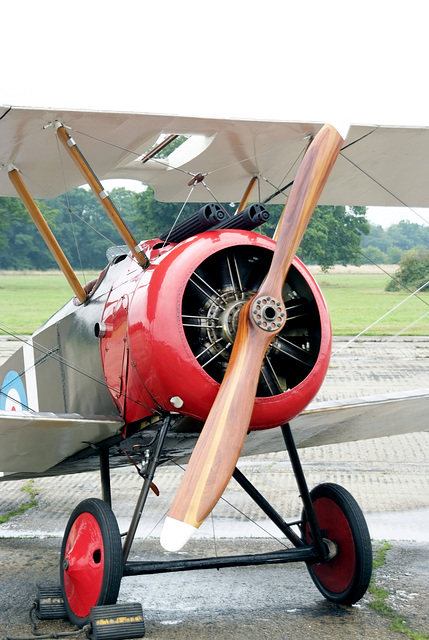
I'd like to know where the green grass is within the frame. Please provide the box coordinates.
[0,271,98,334]
[0,480,39,524]
[315,273,429,336]
[0,269,428,336]
[369,541,429,640]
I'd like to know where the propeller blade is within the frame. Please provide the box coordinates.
[161,123,348,552]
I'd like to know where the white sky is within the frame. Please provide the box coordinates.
[2,0,428,227]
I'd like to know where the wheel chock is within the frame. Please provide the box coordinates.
[88,603,145,639]
[35,585,67,619]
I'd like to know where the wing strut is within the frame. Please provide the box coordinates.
[55,123,149,268]
[8,167,87,303]
[237,176,258,213]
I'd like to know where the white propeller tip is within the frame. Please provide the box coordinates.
[331,122,350,141]
[160,516,197,551]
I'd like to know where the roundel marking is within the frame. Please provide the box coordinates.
[0,370,28,411]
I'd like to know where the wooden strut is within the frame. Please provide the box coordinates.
[8,168,87,304]
[140,134,179,163]
[237,176,258,213]
[55,123,149,268]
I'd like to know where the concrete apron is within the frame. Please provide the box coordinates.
[0,336,428,638]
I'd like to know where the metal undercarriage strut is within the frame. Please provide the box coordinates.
[121,421,333,577]
[122,416,172,562]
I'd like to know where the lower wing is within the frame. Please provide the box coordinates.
[1,388,428,479]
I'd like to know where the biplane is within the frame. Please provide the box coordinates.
[1,106,428,636]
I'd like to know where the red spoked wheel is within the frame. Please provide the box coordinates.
[303,483,372,605]
[60,498,123,627]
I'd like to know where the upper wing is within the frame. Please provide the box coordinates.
[1,105,428,206]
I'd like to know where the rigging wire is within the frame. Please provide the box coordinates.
[3,120,428,413]
[2,118,428,551]
[384,310,429,341]
[56,134,87,281]
[254,127,429,346]
[14,168,124,250]
[112,453,290,552]
[0,105,12,120]
[168,458,290,548]
[0,322,162,416]
[332,279,429,355]
[262,137,310,204]
[70,122,312,207]
[161,184,196,248]
[298,215,429,307]
[341,153,429,226]
[70,126,199,181]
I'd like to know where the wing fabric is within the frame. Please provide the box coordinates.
[1,390,428,478]
[0,411,123,475]
[1,106,429,207]
[241,389,429,457]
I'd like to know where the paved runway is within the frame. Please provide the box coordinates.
[0,336,428,638]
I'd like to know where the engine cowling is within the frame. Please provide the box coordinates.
[100,229,331,429]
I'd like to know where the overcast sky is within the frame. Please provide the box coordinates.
[3,0,428,227]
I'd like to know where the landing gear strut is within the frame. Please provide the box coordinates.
[58,418,372,633]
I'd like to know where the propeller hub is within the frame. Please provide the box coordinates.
[251,296,285,332]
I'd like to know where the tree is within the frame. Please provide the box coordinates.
[296,205,369,270]
[0,188,371,272]
[386,246,402,264]
[43,187,138,270]
[386,248,429,291]
[361,223,389,253]
[0,197,59,269]
[361,220,429,265]
[361,246,388,265]
[238,203,370,271]
[385,221,429,252]
[0,197,28,250]
[0,187,134,270]
[130,186,212,240]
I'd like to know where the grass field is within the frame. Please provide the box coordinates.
[1,268,428,336]
[314,270,429,336]
[0,271,99,335]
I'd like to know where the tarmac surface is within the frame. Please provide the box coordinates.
[0,336,428,639]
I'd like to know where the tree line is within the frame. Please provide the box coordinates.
[361,220,429,265]
[0,185,427,272]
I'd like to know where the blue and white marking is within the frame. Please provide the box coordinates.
[0,370,28,411]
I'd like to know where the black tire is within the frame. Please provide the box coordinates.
[302,483,372,605]
[60,498,123,627]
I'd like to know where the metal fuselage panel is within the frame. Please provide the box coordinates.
[0,257,137,417]
[36,258,138,416]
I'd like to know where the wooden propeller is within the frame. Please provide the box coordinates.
[160,123,348,551]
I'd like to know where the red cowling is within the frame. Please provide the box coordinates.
[100,229,331,429]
